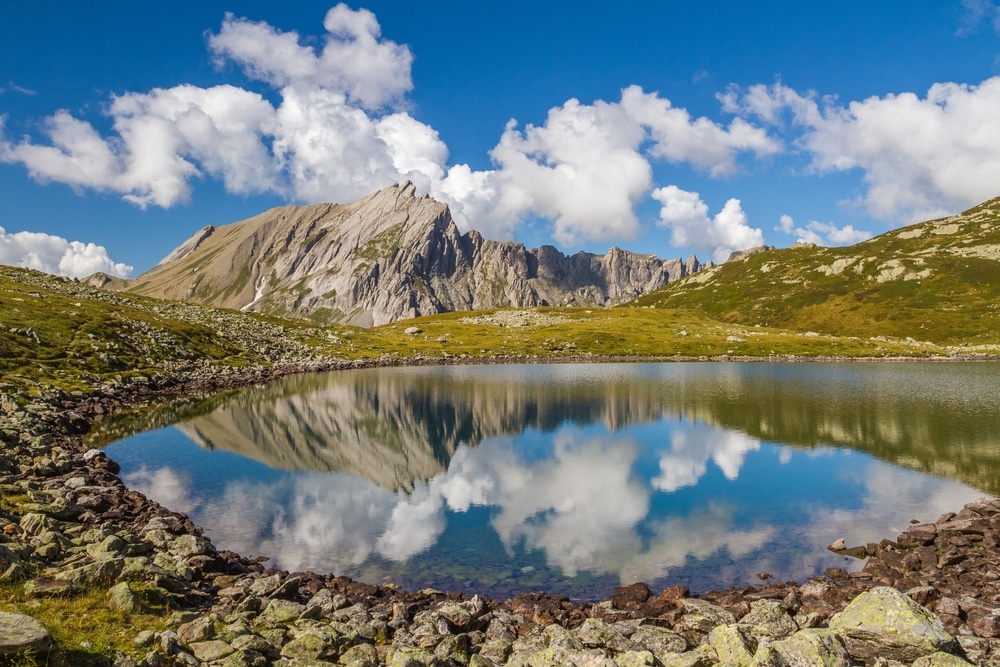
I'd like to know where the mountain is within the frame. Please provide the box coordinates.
[118,182,705,326]
[632,197,1000,346]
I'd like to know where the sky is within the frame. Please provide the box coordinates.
[2,1,1000,279]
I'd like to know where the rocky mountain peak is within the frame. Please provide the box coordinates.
[119,184,708,325]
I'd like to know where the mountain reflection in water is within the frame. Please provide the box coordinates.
[103,363,1000,599]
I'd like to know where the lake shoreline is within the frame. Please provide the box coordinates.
[3,356,1000,665]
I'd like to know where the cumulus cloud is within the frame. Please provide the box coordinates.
[776,214,872,246]
[0,225,133,278]
[621,85,779,177]
[207,4,413,109]
[0,6,782,253]
[651,185,764,263]
[439,86,779,245]
[724,79,1000,223]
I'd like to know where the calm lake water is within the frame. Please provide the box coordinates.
[102,362,1000,600]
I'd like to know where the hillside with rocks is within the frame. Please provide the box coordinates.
[633,197,1000,349]
[111,182,705,327]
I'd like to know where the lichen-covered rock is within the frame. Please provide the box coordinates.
[339,641,380,666]
[676,598,738,636]
[478,638,513,664]
[617,650,658,667]
[575,617,639,652]
[748,645,787,667]
[279,629,338,660]
[630,624,688,655]
[707,624,756,666]
[770,628,852,667]
[658,644,719,666]
[385,644,438,666]
[258,598,306,625]
[740,599,798,640]
[829,586,956,662]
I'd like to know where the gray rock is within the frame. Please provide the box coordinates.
[170,534,214,558]
[109,581,141,614]
[249,573,283,597]
[0,611,55,658]
[189,639,235,662]
[177,616,215,645]
[829,585,957,662]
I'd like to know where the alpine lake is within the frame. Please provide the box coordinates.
[98,362,1000,602]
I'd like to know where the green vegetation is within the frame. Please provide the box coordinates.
[353,222,403,261]
[630,198,1000,349]
[0,582,171,666]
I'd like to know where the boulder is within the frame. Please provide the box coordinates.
[0,611,55,658]
[771,628,852,667]
[707,624,756,666]
[828,586,957,662]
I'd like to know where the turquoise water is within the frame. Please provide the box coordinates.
[103,362,1000,599]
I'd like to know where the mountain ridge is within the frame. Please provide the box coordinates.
[113,182,707,326]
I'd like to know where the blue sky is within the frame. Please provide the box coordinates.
[2,1,1000,278]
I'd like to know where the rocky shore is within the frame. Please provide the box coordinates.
[3,364,1000,666]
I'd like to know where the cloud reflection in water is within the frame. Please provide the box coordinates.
[111,363,994,597]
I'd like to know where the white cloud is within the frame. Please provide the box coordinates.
[207,4,413,109]
[652,185,764,263]
[776,214,872,246]
[726,79,1000,223]
[0,225,133,278]
[471,98,652,244]
[1,7,779,254]
[958,0,1000,35]
[621,85,779,177]
[438,86,776,244]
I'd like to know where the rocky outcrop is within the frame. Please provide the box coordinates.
[118,183,703,326]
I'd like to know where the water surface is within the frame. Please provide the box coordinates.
[103,362,1000,599]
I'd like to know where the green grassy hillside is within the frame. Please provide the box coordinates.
[1,265,927,397]
[631,197,1000,349]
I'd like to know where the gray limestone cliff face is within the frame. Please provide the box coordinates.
[121,182,703,326]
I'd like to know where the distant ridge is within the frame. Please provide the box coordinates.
[115,182,707,326]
